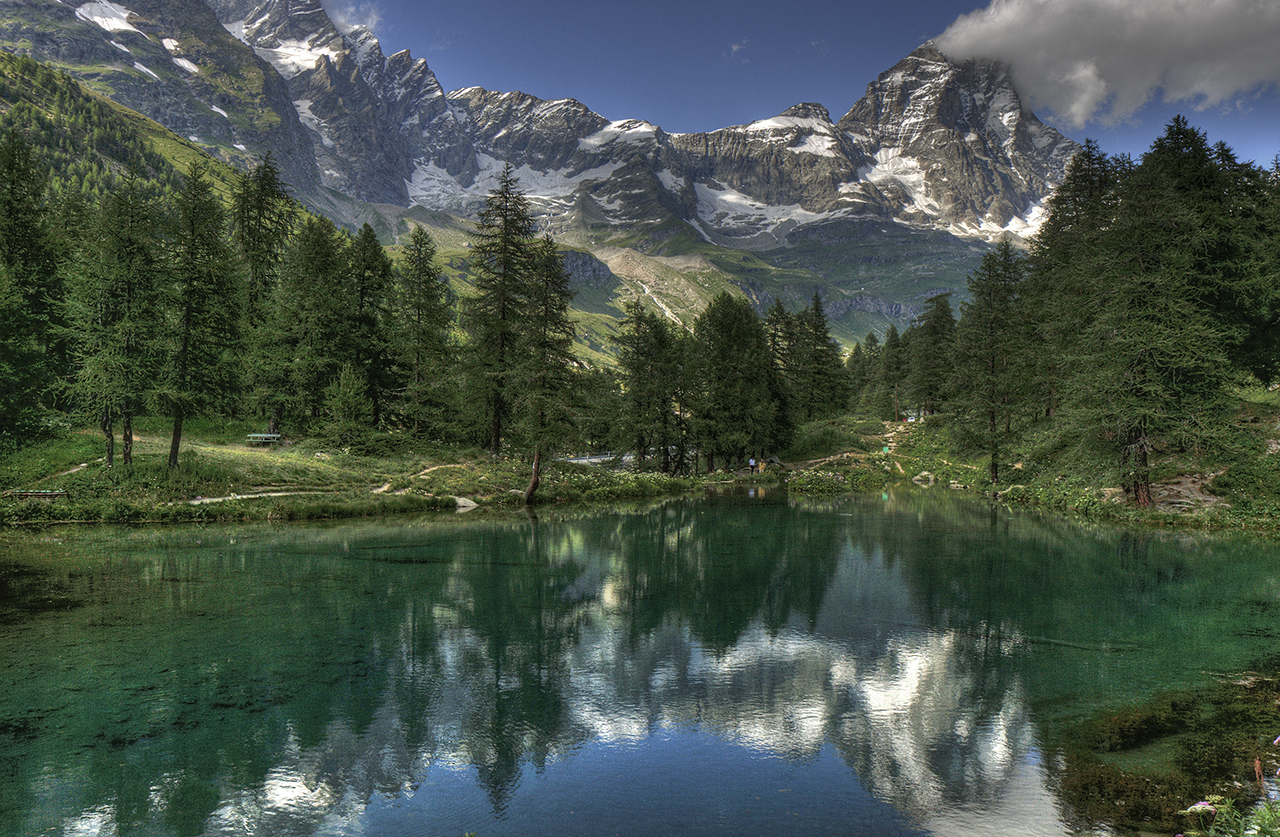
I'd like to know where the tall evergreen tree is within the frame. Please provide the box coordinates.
[951,240,1027,485]
[904,292,955,417]
[156,162,243,469]
[794,292,850,422]
[864,324,905,421]
[0,128,56,443]
[230,153,294,324]
[612,299,693,473]
[393,225,455,434]
[347,223,395,425]
[63,176,166,465]
[463,162,537,456]
[1065,143,1232,507]
[512,236,578,501]
[847,331,880,406]
[691,293,790,470]
[1023,139,1122,416]
[269,215,352,424]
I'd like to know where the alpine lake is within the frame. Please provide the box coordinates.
[5,488,1280,837]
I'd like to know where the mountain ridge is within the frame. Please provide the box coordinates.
[0,0,1080,341]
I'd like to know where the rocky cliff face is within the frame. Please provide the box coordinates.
[203,0,446,204]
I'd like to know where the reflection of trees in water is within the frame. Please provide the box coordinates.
[7,494,1251,836]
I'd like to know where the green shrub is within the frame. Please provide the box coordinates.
[784,418,874,460]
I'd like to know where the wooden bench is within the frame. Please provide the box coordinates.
[4,490,69,501]
[246,433,282,446]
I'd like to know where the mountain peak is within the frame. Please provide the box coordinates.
[779,103,832,122]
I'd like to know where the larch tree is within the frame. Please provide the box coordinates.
[393,225,455,434]
[691,292,789,471]
[157,162,243,468]
[230,152,294,325]
[272,215,352,423]
[63,175,166,465]
[904,292,955,418]
[347,223,395,426]
[0,128,56,444]
[1066,133,1233,507]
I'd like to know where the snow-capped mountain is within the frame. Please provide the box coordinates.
[0,0,1076,244]
[0,0,1080,335]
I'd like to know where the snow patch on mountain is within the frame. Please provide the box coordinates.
[656,170,686,192]
[133,61,159,80]
[76,0,141,34]
[694,180,836,239]
[293,100,334,148]
[479,154,624,199]
[580,120,660,150]
[251,38,338,78]
[221,18,247,44]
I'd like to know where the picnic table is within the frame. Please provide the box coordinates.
[246,433,282,446]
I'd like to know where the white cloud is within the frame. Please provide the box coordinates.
[320,0,381,33]
[935,0,1280,128]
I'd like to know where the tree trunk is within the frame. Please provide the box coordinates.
[1133,446,1153,508]
[489,392,504,457]
[168,410,184,470]
[524,449,542,504]
[100,413,114,468]
[122,412,134,465]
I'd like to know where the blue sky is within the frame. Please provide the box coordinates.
[332,0,1280,166]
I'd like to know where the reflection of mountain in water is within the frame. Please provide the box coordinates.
[6,492,1263,836]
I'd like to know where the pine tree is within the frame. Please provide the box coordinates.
[1066,146,1232,507]
[1023,139,1122,416]
[0,128,56,443]
[269,215,352,424]
[463,162,537,456]
[612,299,692,473]
[794,292,850,422]
[864,324,905,421]
[691,293,789,470]
[847,331,880,406]
[230,153,294,324]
